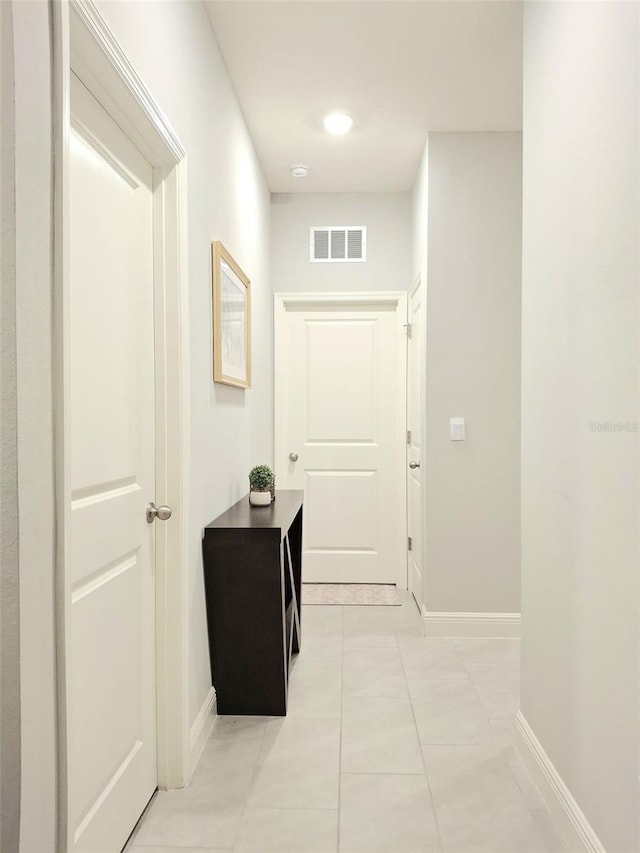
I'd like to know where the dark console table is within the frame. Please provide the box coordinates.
[202,490,303,716]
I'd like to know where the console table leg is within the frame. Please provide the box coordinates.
[285,533,301,651]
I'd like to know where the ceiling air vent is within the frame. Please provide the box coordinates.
[310,226,367,263]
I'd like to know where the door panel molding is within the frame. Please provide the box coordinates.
[54,2,191,849]
[274,292,408,589]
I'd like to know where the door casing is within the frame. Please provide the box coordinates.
[406,273,427,611]
[274,291,408,590]
[53,1,191,848]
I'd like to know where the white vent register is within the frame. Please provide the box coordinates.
[310,226,367,262]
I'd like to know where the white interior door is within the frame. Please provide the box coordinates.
[67,73,157,852]
[407,279,424,609]
[278,298,406,584]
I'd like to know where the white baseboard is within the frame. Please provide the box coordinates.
[515,711,605,853]
[422,606,521,638]
[189,687,216,778]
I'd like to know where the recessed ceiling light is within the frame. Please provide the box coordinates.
[323,113,353,135]
[290,164,310,178]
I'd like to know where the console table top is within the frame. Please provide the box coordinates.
[205,489,303,534]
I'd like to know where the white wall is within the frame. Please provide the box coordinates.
[521,3,639,850]
[423,132,522,615]
[95,0,273,731]
[411,140,428,281]
[1,2,21,850]
[271,192,411,292]
[12,2,58,849]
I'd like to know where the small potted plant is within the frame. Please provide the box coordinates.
[249,464,275,506]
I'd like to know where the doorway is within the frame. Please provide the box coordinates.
[274,293,407,588]
[66,71,158,852]
[406,275,425,610]
[56,3,191,850]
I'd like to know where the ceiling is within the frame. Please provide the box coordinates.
[205,1,523,193]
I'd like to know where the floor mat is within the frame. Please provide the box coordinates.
[301,583,401,606]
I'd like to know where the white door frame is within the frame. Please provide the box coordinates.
[274,291,408,590]
[53,1,191,847]
[407,273,427,610]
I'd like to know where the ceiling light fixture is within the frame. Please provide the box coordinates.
[323,113,353,135]
[290,164,310,178]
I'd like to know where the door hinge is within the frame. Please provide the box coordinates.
[403,322,412,338]
[406,430,411,445]
[407,536,412,551]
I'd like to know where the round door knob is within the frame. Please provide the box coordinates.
[147,502,173,523]
[289,452,299,462]
[409,461,420,469]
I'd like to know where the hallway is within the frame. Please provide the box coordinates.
[127,594,565,853]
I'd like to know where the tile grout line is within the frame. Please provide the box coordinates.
[463,655,532,765]
[396,640,436,842]
[463,658,499,734]
[230,718,270,852]
[463,653,559,851]
[398,628,445,852]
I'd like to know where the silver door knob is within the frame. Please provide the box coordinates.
[147,502,173,523]
[289,452,299,462]
[409,461,420,469]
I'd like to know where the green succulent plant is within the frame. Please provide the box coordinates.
[249,464,274,491]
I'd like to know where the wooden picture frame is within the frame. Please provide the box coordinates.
[212,241,251,388]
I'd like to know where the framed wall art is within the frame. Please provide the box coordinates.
[212,241,251,389]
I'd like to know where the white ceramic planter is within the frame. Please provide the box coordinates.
[249,490,272,506]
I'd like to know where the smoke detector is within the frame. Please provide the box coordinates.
[290,164,310,178]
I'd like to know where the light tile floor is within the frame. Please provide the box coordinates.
[127,593,567,853]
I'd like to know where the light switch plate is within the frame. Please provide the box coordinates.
[450,417,465,441]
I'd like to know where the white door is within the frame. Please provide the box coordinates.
[277,298,406,584]
[407,279,424,608]
[67,74,157,852]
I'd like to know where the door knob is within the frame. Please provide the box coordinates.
[147,502,173,523]
[289,452,299,462]
[409,461,420,469]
